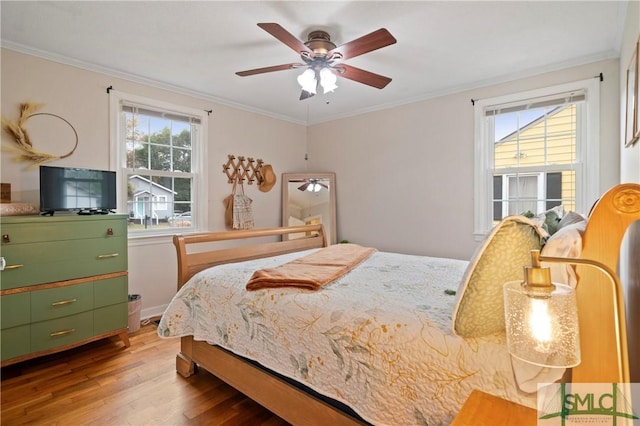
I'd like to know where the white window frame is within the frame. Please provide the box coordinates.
[473,78,599,238]
[109,91,208,240]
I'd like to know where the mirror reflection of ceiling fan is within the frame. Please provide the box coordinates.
[291,178,329,192]
[236,23,397,100]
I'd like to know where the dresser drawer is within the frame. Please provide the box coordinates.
[31,311,93,353]
[94,302,128,335]
[1,237,126,290]
[1,292,30,329]
[0,216,127,244]
[94,276,128,308]
[1,325,30,361]
[31,283,93,322]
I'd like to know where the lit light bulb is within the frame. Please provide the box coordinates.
[529,298,553,351]
[319,68,338,93]
[297,69,317,94]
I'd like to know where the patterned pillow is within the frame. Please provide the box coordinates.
[452,216,547,337]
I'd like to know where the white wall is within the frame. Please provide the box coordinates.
[308,59,621,260]
[1,49,307,318]
[620,0,639,182]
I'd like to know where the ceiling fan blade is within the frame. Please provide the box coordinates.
[257,23,312,55]
[236,63,303,77]
[328,28,396,61]
[336,64,392,89]
[298,183,310,191]
[299,90,315,101]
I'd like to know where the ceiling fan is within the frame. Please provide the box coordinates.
[291,178,330,192]
[236,23,397,100]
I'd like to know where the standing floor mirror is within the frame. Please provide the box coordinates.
[282,172,337,245]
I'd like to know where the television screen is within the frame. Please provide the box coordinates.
[40,166,117,214]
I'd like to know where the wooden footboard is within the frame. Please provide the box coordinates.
[176,336,365,425]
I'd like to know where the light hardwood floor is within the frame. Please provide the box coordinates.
[1,323,290,425]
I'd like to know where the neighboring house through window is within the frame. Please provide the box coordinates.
[109,91,207,236]
[473,79,600,237]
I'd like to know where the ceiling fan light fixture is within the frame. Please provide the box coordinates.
[319,68,338,93]
[297,69,317,94]
[306,181,322,192]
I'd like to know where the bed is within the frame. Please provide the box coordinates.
[158,183,639,425]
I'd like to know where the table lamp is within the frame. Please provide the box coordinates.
[504,249,629,381]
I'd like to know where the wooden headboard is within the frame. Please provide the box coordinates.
[173,224,328,288]
[572,183,640,384]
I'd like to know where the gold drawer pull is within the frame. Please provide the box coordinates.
[97,253,119,259]
[3,264,24,270]
[51,298,77,306]
[50,329,75,337]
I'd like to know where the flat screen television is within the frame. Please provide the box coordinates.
[39,165,117,215]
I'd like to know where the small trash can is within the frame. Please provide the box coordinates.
[128,294,142,333]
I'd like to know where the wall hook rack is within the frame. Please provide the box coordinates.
[222,154,264,185]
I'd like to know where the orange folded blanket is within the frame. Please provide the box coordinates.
[246,243,377,291]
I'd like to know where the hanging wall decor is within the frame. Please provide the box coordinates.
[1,102,78,167]
[222,154,265,185]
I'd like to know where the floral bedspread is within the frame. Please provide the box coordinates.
[158,250,535,425]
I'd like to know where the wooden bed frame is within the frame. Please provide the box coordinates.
[171,184,640,425]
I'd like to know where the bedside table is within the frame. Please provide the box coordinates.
[451,390,538,425]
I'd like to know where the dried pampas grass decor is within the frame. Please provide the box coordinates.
[1,102,78,167]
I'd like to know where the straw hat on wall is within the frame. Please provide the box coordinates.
[258,164,276,192]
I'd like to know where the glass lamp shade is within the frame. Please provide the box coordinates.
[319,68,338,93]
[297,69,317,94]
[503,280,581,368]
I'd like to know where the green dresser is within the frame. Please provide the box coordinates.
[0,214,129,365]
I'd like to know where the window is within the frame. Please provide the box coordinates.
[109,92,207,236]
[474,79,599,236]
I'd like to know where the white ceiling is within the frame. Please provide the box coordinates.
[0,1,628,125]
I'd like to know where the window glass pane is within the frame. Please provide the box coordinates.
[134,115,150,143]
[149,117,168,144]
[560,170,576,212]
[173,177,192,203]
[172,122,191,148]
[173,147,191,172]
[126,173,193,231]
[546,105,576,165]
[507,175,538,215]
[494,112,519,143]
[150,144,171,171]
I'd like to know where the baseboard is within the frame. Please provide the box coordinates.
[141,304,167,321]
